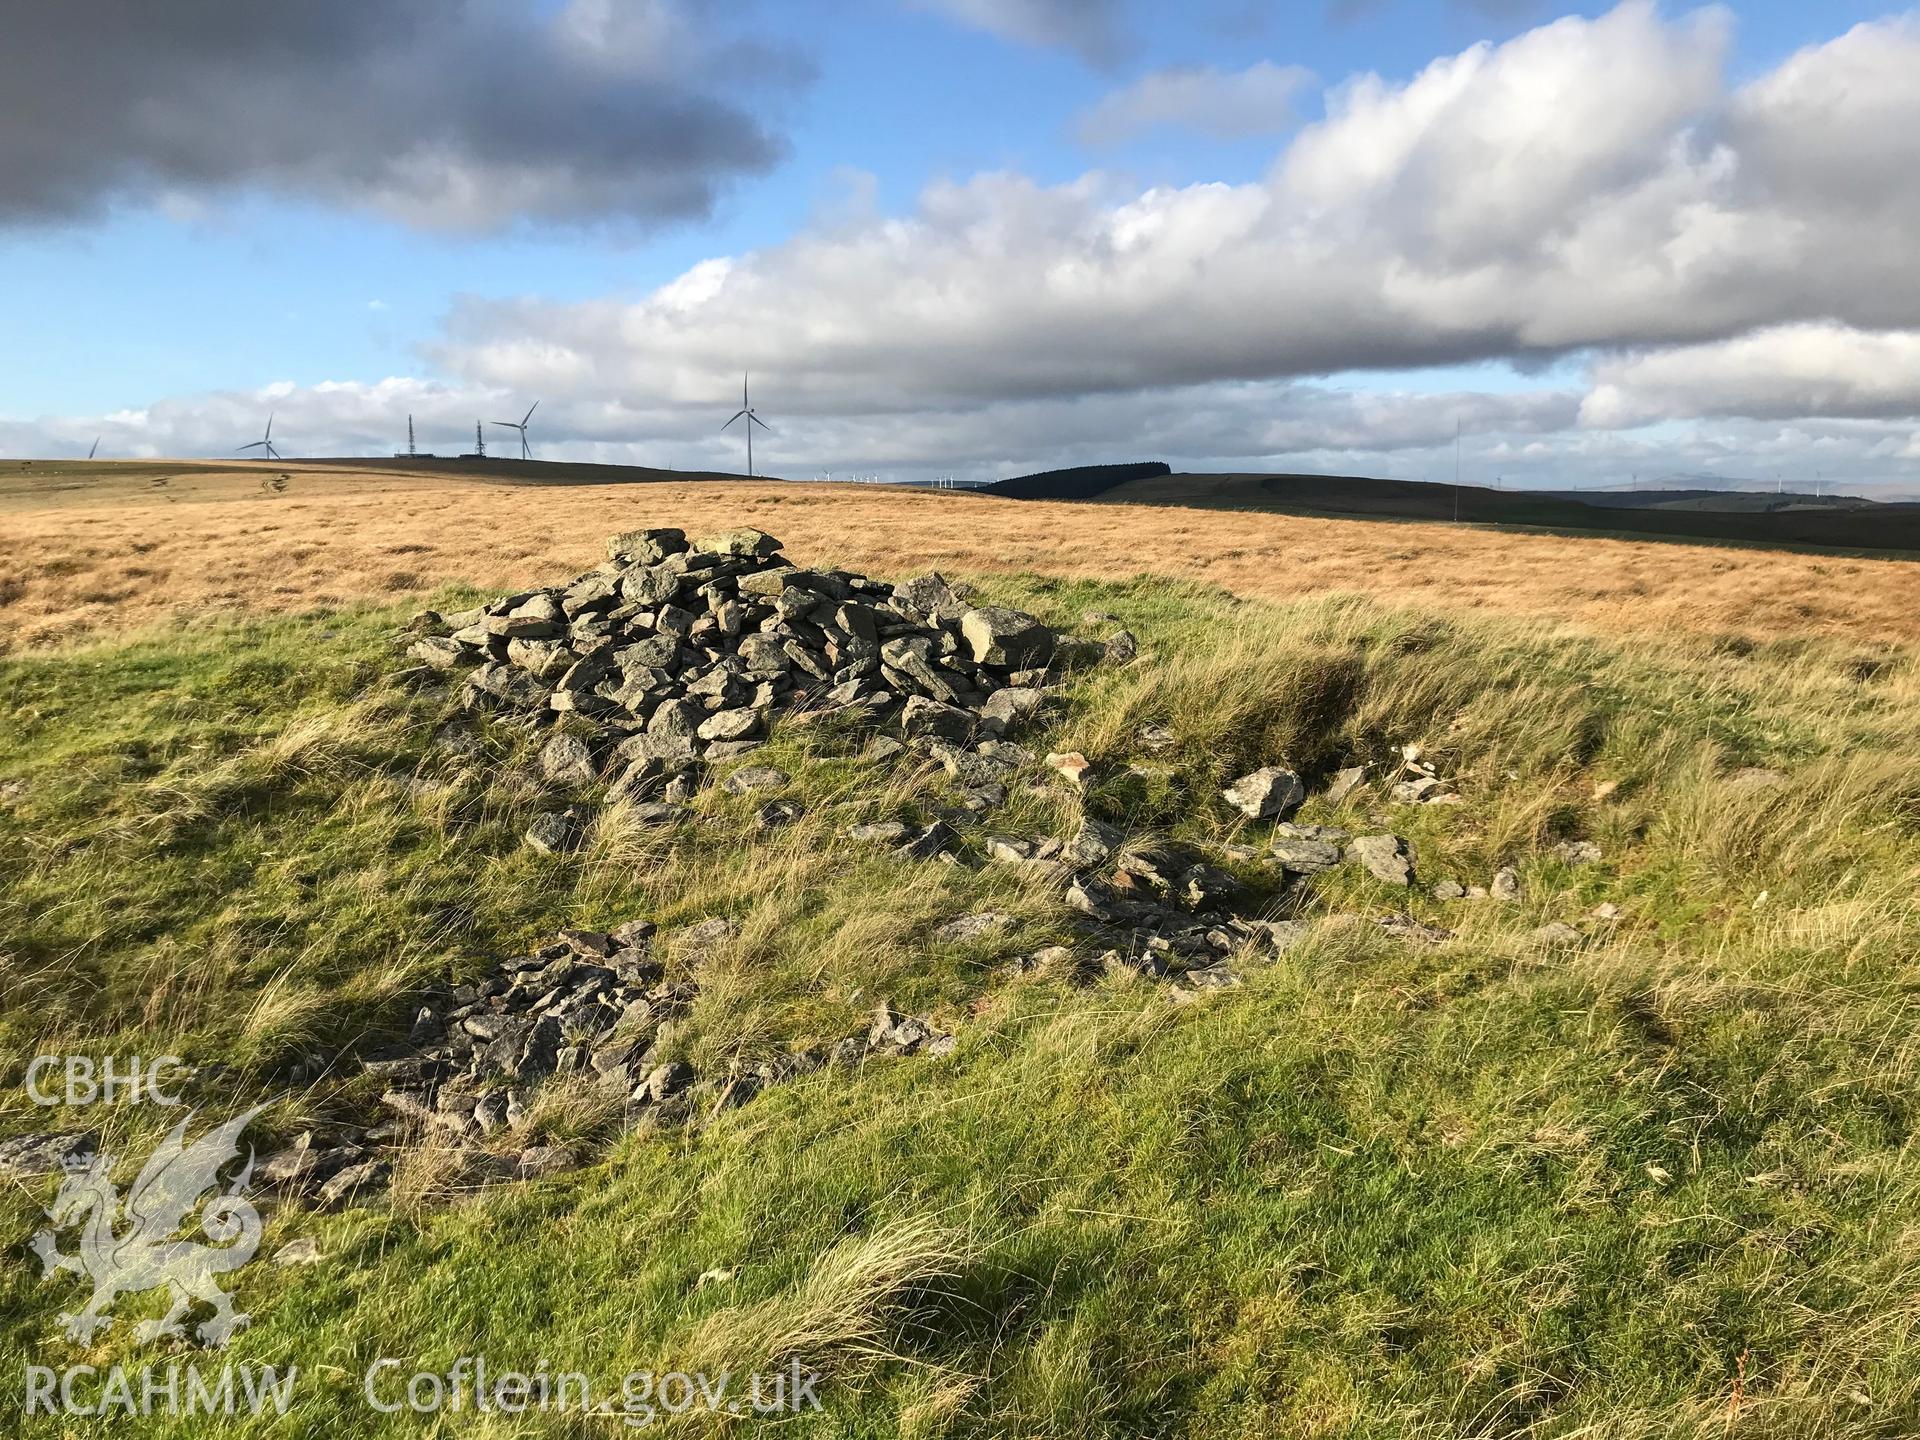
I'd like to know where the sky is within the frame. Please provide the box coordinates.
[2,0,1917,492]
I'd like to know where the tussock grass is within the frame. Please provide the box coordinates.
[3,582,1920,1436]
[688,1215,978,1378]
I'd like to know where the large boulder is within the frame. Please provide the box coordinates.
[894,573,969,624]
[608,527,687,564]
[539,733,598,787]
[696,528,782,559]
[959,607,1055,669]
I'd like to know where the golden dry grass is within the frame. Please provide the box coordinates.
[3,460,1915,649]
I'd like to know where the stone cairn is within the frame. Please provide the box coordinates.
[406,524,1060,852]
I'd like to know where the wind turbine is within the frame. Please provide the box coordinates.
[87,436,100,460]
[237,413,282,461]
[722,372,771,476]
[490,401,537,460]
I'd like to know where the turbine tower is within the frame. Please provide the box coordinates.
[722,373,771,476]
[236,413,282,462]
[476,422,486,459]
[407,414,416,457]
[490,401,538,460]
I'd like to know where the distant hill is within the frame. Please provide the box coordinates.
[988,467,1920,553]
[1532,488,1875,513]
[984,462,1171,500]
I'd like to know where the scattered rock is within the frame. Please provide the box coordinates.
[1325,766,1368,805]
[722,766,789,795]
[1067,815,1125,868]
[1222,767,1306,821]
[1590,901,1621,920]
[1274,821,1349,843]
[754,799,805,829]
[513,1145,578,1180]
[0,1132,96,1179]
[627,801,691,825]
[847,819,910,844]
[263,1136,368,1195]
[1102,630,1138,667]
[1389,776,1451,805]
[1136,724,1177,753]
[677,918,736,967]
[867,1002,956,1056]
[272,1238,324,1267]
[1431,878,1467,900]
[934,911,1013,943]
[525,808,588,855]
[636,1060,694,1103]
[1350,834,1414,886]
[1490,866,1522,902]
[1270,832,1341,874]
[894,821,957,861]
[1551,840,1603,865]
[1376,912,1451,943]
[1178,863,1240,910]
[1046,751,1092,787]
[316,1159,389,1211]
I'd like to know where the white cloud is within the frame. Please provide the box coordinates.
[1077,61,1315,145]
[1582,325,1920,428]
[432,3,1920,418]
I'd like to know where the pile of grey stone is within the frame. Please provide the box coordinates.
[405,527,1065,843]
[257,916,954,1211]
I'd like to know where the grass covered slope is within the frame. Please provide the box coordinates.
[2,573,1918,1437]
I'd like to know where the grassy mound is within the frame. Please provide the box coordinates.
[2,572,1917,1437]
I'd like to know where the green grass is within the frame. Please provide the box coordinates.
[2,577,1919,1436]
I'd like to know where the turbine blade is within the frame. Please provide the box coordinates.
[723,410,747,429]
[490,420,517,428]
[523,401,538,425]
[236,442,264,452]
[749,413,772,432]
[743,373,749,408]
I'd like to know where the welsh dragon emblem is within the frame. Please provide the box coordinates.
[29,1105,266,1346]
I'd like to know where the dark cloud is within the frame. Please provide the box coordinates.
[0,0,808,229]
